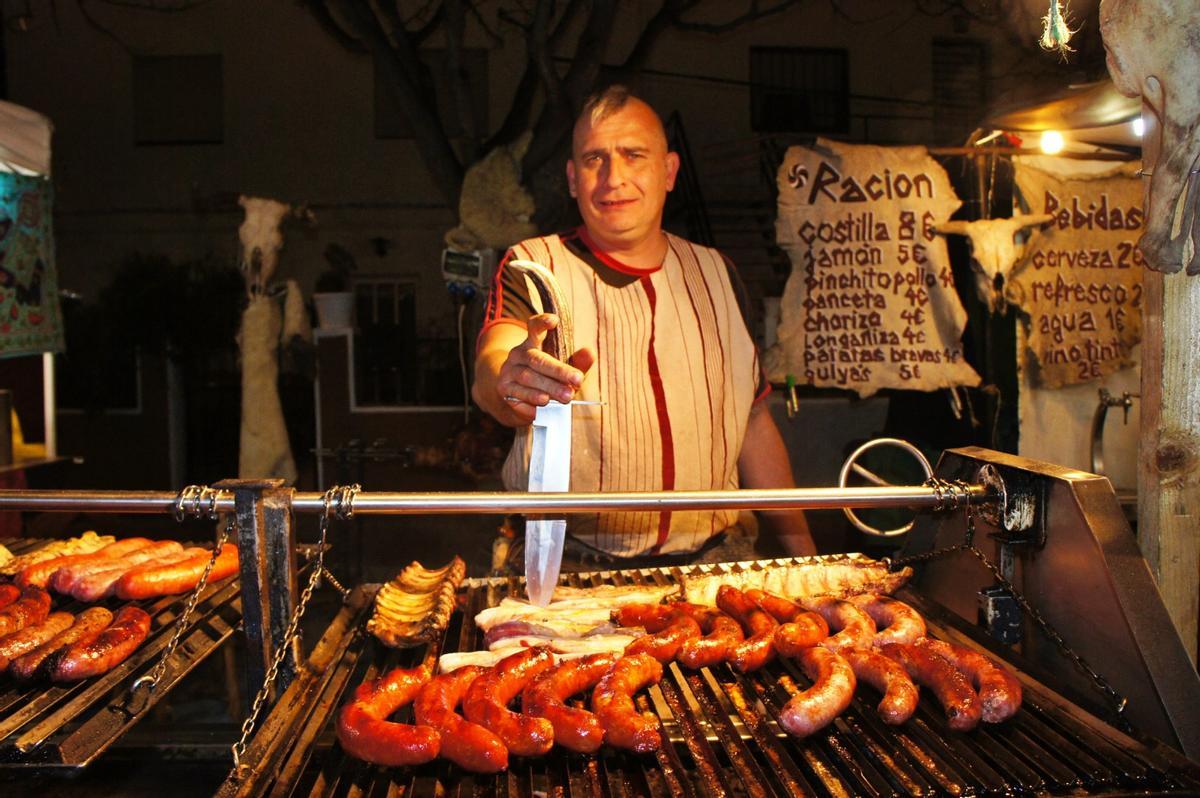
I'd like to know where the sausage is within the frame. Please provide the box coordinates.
[774,611,830,657]
[0,583,20,611]
[745,589,803,622]
[674,603,745,669]
[918,638,1022,723]
[614,603,701,663]
[69,541,186,601]
[19,538,153,589]
[846,594,926,646]
[414,665,508,772]
[0,586,51,637]
[49,607,153,682]
[880,642,981,732]
[778,647,856,738]
[803,597,877,652]
[10,607,113,681]
[842,646,919,725]
[114,544,239,600]
[0,612,74,672]
[522,652,618,753]
[716,585,778,672]
[336,665,440,767]
[462,646,556,757]
[592,653,663,753]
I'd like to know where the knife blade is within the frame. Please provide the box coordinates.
[524,400,571,607]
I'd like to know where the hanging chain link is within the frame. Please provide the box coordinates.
[886,477,1129,722]
[128,486,229,712]
[231,484,359,772]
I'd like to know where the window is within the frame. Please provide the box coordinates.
[132,55,223,144]
[375,49,488,139]
[750,47,849,134]
[932,39,988,147]
[352,278,465,407]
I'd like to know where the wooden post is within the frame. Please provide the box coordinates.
[1138,269,1200,664]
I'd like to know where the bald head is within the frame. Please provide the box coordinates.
[572,86,668,158]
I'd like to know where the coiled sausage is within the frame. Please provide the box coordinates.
[846,593,926,646]
[881,642,981,732]
[841,646,919,725]
[336,665,440,767]
[778,647,856,738]
[523,652,618,753]
[918,638,1021,723]
[414,665,508,773]
[803,596,877,652]
[462,646,556,757]
[716,585,778,672]
[592,653,663,753]
[674,603,745,669]
[614,603,701,663]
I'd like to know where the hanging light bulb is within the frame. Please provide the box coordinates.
[1040,130,1065,154]
[1132,117,1145,137]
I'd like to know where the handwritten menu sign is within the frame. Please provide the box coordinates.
[1007,163,1142,388]
[765,139,979,398]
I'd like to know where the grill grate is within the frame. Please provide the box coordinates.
[218,560,1200,798]
[0,537,243,771]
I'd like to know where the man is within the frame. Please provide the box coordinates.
[473,86,815,565]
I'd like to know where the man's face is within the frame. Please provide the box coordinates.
[567,100,680,253]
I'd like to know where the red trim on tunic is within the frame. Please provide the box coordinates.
[640,275,675,553]
[577,227,663,275]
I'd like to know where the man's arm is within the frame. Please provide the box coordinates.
[472,313,594,427]
[737,402,817,557]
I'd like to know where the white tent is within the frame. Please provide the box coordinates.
[0,99,57,456]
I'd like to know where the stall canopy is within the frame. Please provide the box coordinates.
[982,79,1142,149]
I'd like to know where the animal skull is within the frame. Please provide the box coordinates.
[1100,0,1200,274]
[237,195,292,296]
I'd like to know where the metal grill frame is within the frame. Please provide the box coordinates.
[0,537,243,772]
[215,560,1200,798]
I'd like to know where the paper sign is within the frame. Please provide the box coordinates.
[766,139,979,397]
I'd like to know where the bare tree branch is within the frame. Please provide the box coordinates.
[671,0,803,34]
[443,0,482,157]
[299,0,367,53]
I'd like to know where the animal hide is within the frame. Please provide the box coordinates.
[1100,0,1200,274]
[238,295,297,484]
[936,214,1053,311]
[445,131,537,252]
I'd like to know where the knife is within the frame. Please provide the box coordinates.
[507,259,578,607]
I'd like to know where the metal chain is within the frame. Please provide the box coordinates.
[231,484,359,772]
[320,566,351,600]
[886,492,1130,722]
[129,486,229,712]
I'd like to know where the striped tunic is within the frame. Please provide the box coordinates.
[481,228,765,557]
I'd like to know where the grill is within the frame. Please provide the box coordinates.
[0,537,242,772]
[215,560,1200,798]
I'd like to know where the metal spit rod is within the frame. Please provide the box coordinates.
[0,484,990,514]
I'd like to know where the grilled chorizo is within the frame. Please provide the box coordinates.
[69,541,185,601]
[113,543,239,600]
[846,594,926,646]
[336,665,440,767]
[19,538,153,589]
[0,586,51,637]
[717,585,779,672]
[881,642,981,732]
[49,606,152,682]
[778,647,856,738]
[745,589,802,622]
[774,612,830,657]
[803,597,877,652]
[0,612,74,672]
[918,638,1021,723]
[10,607,113,681]
[414,665,508,773]
[614,603,701,663]
[0,584,19,611]
[592,653,663,754]
[674,603,745,669]
[462,646,556,757]
[841,646,919,725]
[523,652,618,753]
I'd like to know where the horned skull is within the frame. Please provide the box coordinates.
[1100,0,1200,274]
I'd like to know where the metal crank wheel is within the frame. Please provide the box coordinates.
[838,437,933,538]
